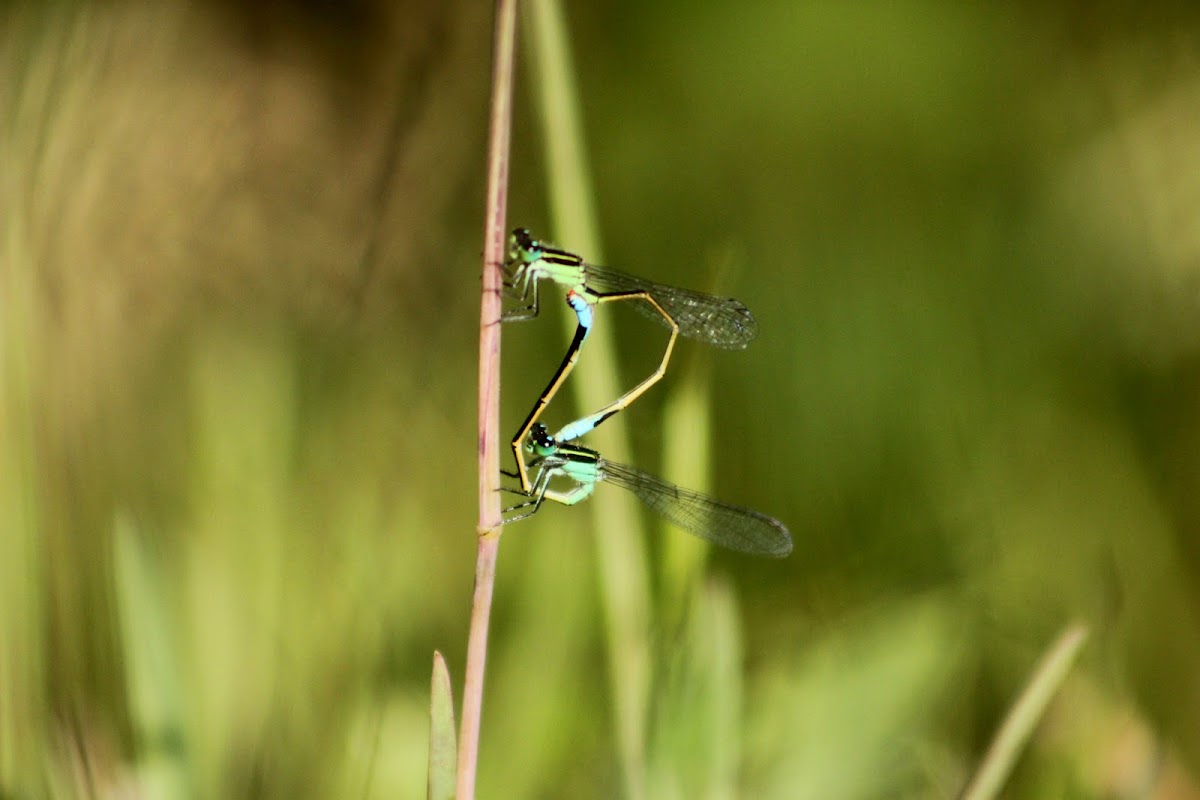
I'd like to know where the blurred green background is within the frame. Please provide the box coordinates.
[4,1,1200,797]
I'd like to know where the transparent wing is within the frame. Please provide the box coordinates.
[600,460,792,557]
[582,262,758,350]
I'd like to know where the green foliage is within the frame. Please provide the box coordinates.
[4,0,1200,797]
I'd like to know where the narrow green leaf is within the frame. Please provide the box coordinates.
[113,515,191,800]
[960,624,1090,800]
[523,1,653,795]
[427,651,457,800]
[659,367,714,617]
[648,579,742,800]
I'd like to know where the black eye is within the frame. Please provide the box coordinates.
[530,423,554,446]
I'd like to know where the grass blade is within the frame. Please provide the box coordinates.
[959,624,1090,800]
[428,652,457,800]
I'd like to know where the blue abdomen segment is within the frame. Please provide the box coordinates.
[567,291,594,342]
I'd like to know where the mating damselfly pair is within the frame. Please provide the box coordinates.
[499,228,792,558]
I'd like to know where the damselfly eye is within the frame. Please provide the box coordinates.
[527,423,557,453]
[511,228,543,262]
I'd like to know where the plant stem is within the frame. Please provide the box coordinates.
[458,0,518,797]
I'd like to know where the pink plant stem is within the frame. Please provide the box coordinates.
[457,0,518,797]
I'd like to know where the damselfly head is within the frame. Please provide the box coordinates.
[510,228,542,263]
[526,422,558,457]
[507,229,525,265]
